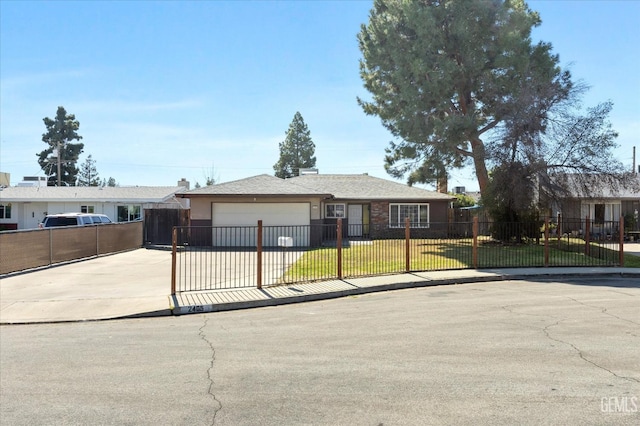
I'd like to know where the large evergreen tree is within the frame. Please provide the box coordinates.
[37,106,84,186]
[357,0,573,192]
[273,112,317,178]
[101,177,118,187]
[77,155,100,186]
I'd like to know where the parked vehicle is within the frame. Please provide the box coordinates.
[40,213,113,228]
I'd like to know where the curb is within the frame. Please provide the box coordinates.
[170,270,640,316]
[3,270,638,325]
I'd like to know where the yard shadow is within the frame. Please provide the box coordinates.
[417,242,474,268]
[417,240,624,269]
[506,274,640,289]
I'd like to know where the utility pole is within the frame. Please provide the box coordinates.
[57,141,62,187]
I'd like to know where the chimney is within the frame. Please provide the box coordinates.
[436,175,448,194]
[178,178,190,190]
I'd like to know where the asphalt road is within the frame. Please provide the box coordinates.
[1,277,639,425]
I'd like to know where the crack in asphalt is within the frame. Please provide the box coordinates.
[543,320,640,384]
[564,296,640,327]
[606,288,638,297]
[199,317,222,425]
[501,304,558,319]
[500,303,639,384]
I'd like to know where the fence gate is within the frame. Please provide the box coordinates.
[144,209,189,245]
[171,223,310,293]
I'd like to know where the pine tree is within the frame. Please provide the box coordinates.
[37,106,84,186]
[358,0,572,192]
[77,155,100,186]
[273,112,316,178]
[101,177,118,187]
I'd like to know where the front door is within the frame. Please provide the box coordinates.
[348,204,363,237]
[23,203,48,229]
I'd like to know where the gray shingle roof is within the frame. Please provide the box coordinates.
[0,186,186,203]
[288,174,454,201]
[552,174,640,199]
[184,174,330,196]
[184,174,454,201]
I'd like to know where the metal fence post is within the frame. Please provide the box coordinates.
[49,228,53,266]
[257,220,263,289]
[619,215,624,267]
[405,217,410,273]
[337,218,343,279]
[544,216,549,267]
[472,217,478,269]
[557,212,562,249]
[585,215,591,256]
[171,227,177,295]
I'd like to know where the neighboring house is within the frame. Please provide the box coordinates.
[180,173,454,246]
[550,174,640,236]
[0,185,189,230]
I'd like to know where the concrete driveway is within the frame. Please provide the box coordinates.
[0,247,305,323]
[0,248,173,322]
[620,242,640,256]
[173,248,305,290]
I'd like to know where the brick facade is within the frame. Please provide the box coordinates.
[369,200,451,239]
[370,201,389,228]
[370,201,406,239]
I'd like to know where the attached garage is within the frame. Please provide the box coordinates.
[211,202,310,247]
[180,174,456,246]
[182,175,328,248]
[212,202,310,226]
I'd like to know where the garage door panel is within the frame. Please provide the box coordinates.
[262,226,310,248]
[212,203,310,246]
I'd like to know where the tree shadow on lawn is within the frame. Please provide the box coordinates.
[284,239,632,283]
[416,240,619,269]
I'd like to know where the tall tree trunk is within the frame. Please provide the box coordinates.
[470,136,489,194]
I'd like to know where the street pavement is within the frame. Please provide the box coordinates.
[1,247,640,324]
[1,277,639,425]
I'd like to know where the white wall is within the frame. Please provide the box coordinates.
[22,203,48,229]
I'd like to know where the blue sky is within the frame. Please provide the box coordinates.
[1,0,638,190]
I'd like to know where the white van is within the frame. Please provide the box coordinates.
[40,213,113,228]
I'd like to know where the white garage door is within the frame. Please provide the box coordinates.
[211,203,310,247]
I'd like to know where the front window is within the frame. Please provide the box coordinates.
[389,203,429,228]
[81,205,95,214]
[0,204,11,219]
[325,203,345,218]
[117,205,141,222]
[584,202,621,224]
[594,204,605,224]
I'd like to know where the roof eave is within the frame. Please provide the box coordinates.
[180,193,330,198]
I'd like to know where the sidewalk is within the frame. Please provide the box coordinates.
[1,248,639,324]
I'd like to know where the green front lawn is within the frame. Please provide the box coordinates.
[282,237,634,283]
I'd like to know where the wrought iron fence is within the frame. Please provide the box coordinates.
[171,217,625,294]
